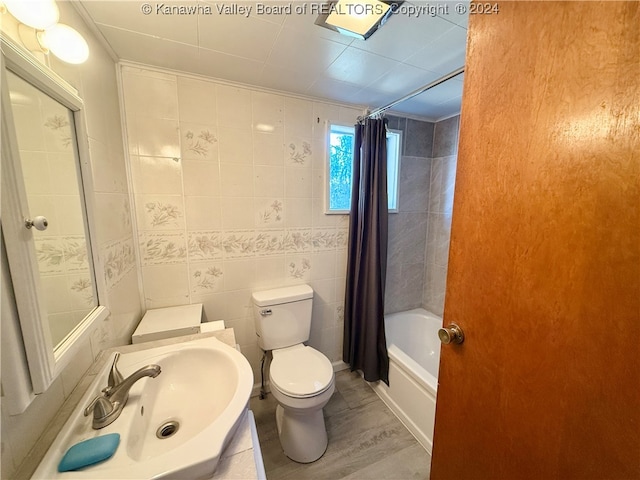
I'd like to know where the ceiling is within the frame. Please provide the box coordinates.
[78,0,468,120]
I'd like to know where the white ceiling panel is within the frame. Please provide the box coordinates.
[346,87,401,109]
[325,48,398,86]
[197,14,281,61]
[98,25,201,73]
[266,26,348,74]
[197,48,265,85]
[414,77,464,104]
[369,63,442,96]
[405,25,468,74]
[353,10,455,61]
[83,0,199,44]
[259,63,318,96]
[407,95,463,119]
[201,0,288,26]
[78,0,468,120]
[306,77,364,104]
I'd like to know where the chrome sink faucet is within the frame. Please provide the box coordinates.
[84,352,161,429]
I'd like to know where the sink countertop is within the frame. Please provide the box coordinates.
[213,409,263,480]
[16,329,263,480]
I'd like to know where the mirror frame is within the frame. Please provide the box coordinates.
[1,36,109,396]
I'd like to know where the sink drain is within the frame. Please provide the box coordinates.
[156,420,179,439]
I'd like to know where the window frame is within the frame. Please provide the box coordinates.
[325,123,401,214]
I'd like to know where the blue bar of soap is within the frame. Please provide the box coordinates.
[58,433,120,472]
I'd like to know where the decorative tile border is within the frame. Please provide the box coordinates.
[255,230,285,256]
[34,237,65,274]
[185,227,343,260]
[102,237,136,291]
[139,232,187,265]
[336,228,349,249]
[222,231,255,258]
[283,228,312,253]
[311,228,337,251]
[62,236,90,272]
[35,236,90,274]
[188,231,224,260]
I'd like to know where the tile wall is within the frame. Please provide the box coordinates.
[424,115,460,316]
[120,65,363,383]
[384,113,459,317]
[385,115,434,313]
[1,4,142,478]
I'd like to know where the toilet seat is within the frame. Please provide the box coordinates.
[271,344,334,398]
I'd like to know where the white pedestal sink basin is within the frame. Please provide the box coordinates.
[32,336,253,479]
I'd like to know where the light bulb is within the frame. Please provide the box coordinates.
[40,24,89,64]
[3,0,59,30]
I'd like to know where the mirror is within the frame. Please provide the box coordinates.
[6,71,97,346]
[1,38,108,398]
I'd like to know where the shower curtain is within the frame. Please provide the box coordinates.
[343,117,389,385]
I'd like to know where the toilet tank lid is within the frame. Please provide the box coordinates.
[252,284,313,307]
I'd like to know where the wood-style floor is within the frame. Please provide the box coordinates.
[250,370,431,479]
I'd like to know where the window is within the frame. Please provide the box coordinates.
[326,123,401,213]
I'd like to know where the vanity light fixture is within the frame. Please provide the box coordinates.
[316,0,399,40]
[40,24,89,64]
[3,0,89,64]
[3,0,59,30]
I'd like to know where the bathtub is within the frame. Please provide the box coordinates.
[372,308,441,454]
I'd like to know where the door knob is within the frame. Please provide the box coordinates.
[438,323,464,345]
[25,216,48,231]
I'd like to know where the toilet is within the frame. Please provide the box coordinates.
[252,284,335,463]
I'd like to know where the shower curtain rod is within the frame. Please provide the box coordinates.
[365,66,465,119]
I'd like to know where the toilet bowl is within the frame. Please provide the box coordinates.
[252,285,335,463]
[269,344,335,463]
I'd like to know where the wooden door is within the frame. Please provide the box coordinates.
[431,2,639,479]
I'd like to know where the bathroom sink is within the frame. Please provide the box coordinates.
[32,336,253,479]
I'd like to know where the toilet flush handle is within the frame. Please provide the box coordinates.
[260,309,272,316]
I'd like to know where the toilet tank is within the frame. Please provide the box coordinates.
[252,284,313,350]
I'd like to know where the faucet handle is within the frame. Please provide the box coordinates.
[108,352,124,388]
[84,395,121,429]
[84,395,114,419]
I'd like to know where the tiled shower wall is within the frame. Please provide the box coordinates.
[383,114,459,316]
[424,116,460,316]
[385,115,434,313]
[120,65,363,383]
